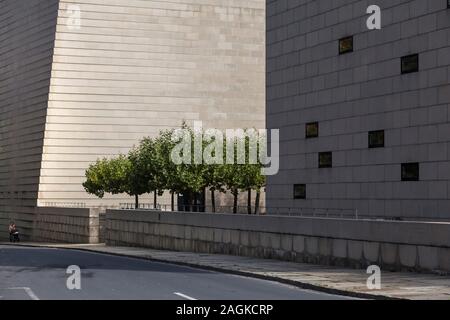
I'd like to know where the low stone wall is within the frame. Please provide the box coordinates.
[32,207,100,243]
[0,211,11,241]
[105,210,450,273]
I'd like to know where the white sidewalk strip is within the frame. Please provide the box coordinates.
[8,287,40,300]
[174,292,197,300]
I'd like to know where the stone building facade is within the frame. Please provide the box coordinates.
[266,0,450,219]
[0,0,265,238]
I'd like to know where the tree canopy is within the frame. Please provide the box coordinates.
[83,124,266,214]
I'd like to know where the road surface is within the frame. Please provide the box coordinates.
[0,245,352,300]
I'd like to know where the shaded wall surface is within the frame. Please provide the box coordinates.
[0,0,60,239]
[266,0,450,219]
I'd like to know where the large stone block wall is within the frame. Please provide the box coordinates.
[37,0,266,207]
[31,207,100,243]
[0,0,60,241]
[105,209,450,272]
[266,0,450,219]
[1,0,265,239]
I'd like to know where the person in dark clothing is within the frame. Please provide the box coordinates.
[9,222,19,242]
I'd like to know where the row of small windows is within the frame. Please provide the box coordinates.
[338,36,419,74]
[304,125,415,174]
[293,3,450,199]
[294,163,419,199]
[297,124,418,199]
[306,123,385,149]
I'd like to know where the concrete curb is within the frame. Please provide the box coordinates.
[1,243,400,300]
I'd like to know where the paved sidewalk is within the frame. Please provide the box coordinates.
[3,242,450,300]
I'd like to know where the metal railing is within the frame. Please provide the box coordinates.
[41,202,87,208]
[119,203,165,211]
[116,203,450,222]
[119,203,264,214]
[37,202,450,222]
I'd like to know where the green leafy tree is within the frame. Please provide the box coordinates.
[156,128,180,211]
[126,148,151,209]
[238,130,267,214]
[161,123,206,211]
[83,155,141,206]
[83,123,267,215]
[132,137,167,209]
[200,128,226,213]
[239,164,258,215]
[181,126,206,211]
[223,164,242,214]
[83,158,110,199]
[220,136,241,214]
[203,164,226,212]
[253,168,266,215]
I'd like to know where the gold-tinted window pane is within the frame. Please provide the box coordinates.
[319,152,332,168]
[339,36,353,54]
[306,122,319,138]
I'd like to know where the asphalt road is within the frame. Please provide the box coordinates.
[0,245,352,300]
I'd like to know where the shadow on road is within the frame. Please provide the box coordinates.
[0,246,208,274]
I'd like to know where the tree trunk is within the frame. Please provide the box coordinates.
[233,191,238,214]
[202,188,206,212]
[185,192,192,212]
[193,193,198,212]
[191,193,197,212]
[247,189,252,215]
[171,192,175,212]
[153,192,157,209]
[211,189,216,213]
[134,194,139,209]
[254,189,261,215]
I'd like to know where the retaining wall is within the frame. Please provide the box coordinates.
[32,207,100,243]
[105,210,450,272]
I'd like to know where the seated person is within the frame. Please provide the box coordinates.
[9,223,19,242]
[9,222,17,234]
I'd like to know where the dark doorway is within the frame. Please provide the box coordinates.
[177,191,205,212]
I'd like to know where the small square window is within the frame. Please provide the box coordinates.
[401,54,419,74]
[293,184,306,199]
[305,122,319,138]
[369,130,385,148]
[401,163,419,181]
[319,152,333,168]
[339,36,353,54]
